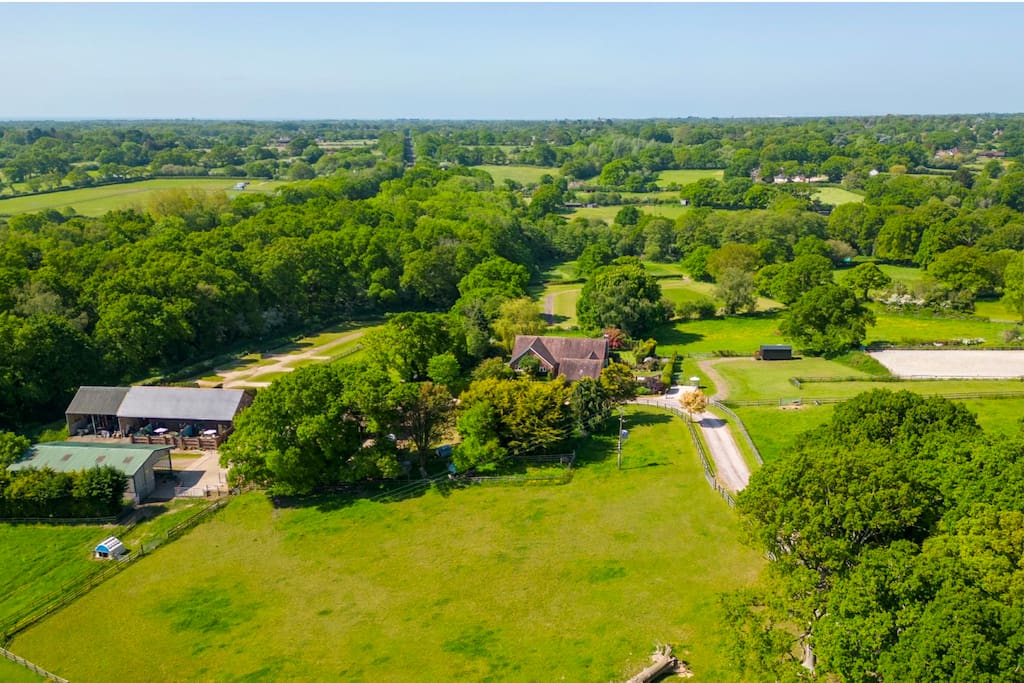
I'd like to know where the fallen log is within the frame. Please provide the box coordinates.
[624,644,693,683]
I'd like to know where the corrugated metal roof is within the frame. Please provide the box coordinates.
[117,386,247,422]
[8,442,169,477]
[66,386,131,416]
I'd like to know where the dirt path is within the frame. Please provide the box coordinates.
[199,329,368,389]
[544,293,554,325]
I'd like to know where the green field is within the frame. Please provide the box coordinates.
[656,169,724,188]
[0,524,108,625]
[570,203,690,223]
[12,408,762,682]
[0,501,213,628]
[812,186,864,206]
[0,178,287,217]
[876,264,927,287]
[476,164,555,186]
[0,657,44,682]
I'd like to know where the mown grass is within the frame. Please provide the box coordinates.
[13,407,763,683]
[0,524,108,625]
[733,405,834,463]
[812,186,864,206]
[0,500,212,627]
[656,169,724,188]
[571,203,690,223]
[0,178,287,217]
[476,164,555,186]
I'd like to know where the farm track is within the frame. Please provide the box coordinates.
[199,329,368,389]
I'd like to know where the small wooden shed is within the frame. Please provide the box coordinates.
[95,536,125,560]
[759,344,793,361]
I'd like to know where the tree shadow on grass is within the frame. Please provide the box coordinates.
[655,326,704,348]
[270,475,442,513]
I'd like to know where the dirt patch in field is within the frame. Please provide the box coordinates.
[869,350,1024,379]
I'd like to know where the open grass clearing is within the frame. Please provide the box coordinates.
[476,164,555,186]
[812,186,864,206]
[570,203,690,223]
[0,178,287,217]
[876,264,926,286]
[656,169,724,188]
[975,298,1020,323]
[13,407,762,683]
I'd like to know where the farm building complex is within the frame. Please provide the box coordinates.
[66,386,252,449]
[8,442,171,502]
[509,335,610,381]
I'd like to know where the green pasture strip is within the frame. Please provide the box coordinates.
[656,169,724,188]
[0,524,108,625]
[0,656,45,682]
[476,164,555,185]
[713,357,1024,403]
[974,299,1020,323]
[570,203,690,223]
[733,404,835,463]
[868,309,1014,346]
[0,179,287,217]
[657,314,785,355]
[876,264,926,286]
[13,408,762,683]
[812,186,864,206]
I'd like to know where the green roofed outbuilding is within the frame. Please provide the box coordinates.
[8,442,172,502]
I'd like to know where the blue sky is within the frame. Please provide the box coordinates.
[3,2,1023,120]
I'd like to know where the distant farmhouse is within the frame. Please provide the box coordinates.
[66,386,251,449]
[9,442,172,502]
[509,335,609,382]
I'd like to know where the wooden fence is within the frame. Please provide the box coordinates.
[0,498,229,646]
[710,400,763,466]
[0,645,68,682]
[634,399,737,507]
[725,389,1024,408]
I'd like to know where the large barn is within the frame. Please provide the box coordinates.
[66,386,251,448]
[8,442,171,502]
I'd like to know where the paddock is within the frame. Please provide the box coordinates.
[869,350,1024,379]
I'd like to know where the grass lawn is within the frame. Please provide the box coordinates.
[657,314,786,355]
[656,169,724,188]
[0,524,109,625]
[812,186,864,206]
[975,298,1020,323]
[570,203,690,223]
[0,179,288,217]
[13,407,763,683]
[0,657,45,682]
[733,405,834,463]
[868,308,1014,346]
[539,260,581,282]
[539,282,583,328]
[476,165,555,186]
[876,264,926,287]
[0,501,216,629]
